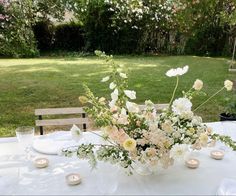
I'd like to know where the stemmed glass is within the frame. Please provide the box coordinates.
[15,126,35,160]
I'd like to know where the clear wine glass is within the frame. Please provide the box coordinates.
[15,126,35,160]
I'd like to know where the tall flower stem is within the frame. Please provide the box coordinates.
[193,87,224,112]
[169,76,179,108]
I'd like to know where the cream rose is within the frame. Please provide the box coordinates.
[193,79,203,91]
[224,80,233,91]
[123,138,136,151]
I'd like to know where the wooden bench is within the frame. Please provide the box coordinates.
[35,104,168,135]
[35,107,89,135]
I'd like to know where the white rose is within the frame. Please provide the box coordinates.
[124,90,136,100]
[101,76,110,82]
[224,80,233,91]
[172,98,192,115]
[126,101,140,113]
[109,82,116,90]
[170,144,188,160]
[119,73,128,78]
[193,79,203,91]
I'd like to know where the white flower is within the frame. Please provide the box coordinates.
[166,65,189,77]
[224,80,233,91]
[119,73,128,78]
[101,76,110,82]
[193,79,203,91]
[109,100,116,108]
[109,82,116,89]
[111,89,118,101]
[126,101,140,113]
[124,90,136,100]
[172,98,192,115]
[180,111,194,119]
[192,116,202,126]
[121,108,127,115]
[170,144,188,160]
[71,124,82,142]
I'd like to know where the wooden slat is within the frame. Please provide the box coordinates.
[35,107,85,115]
[35,118,89,126]
[139,104,169,111]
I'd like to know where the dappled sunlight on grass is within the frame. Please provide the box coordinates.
[18,67,62,73]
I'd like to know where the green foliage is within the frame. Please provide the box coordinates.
[0,0,39,57]
[224,95,236,116]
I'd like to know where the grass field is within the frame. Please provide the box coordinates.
[0,55,235,137]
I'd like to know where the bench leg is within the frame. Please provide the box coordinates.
[39,115,44,135]
[82,113,86,131]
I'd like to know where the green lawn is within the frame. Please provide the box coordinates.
[0,55,235,137]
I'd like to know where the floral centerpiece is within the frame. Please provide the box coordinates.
[63,51,236,175]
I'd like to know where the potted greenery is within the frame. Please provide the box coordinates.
[220,96,236,121]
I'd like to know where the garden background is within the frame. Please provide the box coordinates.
[0,0,236,136]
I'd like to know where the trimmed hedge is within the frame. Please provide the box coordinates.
[53,22,85,51]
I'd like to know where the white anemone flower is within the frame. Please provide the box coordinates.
[109,82,116,90]
[124,90,136,100]
[119,73,128,78]
[126,101,140,113]
[166,65,189,77]
[170,144,188,160]
[172,98,192,115]
[101,76,110,82]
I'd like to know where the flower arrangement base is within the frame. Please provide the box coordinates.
[133,162,153,176]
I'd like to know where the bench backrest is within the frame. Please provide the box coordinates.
[35,107,88,135]
[35,104,168,135]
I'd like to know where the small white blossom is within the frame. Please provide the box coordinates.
[166,65,189,77]
[109,100,116,108]
[126,101,140,113]
[119,73,128,78]
[124,90,136,100]
[101,76,110,82]
[111,89,118,101]
[109,82,116,89]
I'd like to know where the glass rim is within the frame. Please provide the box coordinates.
[15,126,35,133]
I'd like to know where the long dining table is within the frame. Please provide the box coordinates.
[0,121,236,195]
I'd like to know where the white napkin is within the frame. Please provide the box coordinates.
[70,124,83,142]
[217,178,236,195]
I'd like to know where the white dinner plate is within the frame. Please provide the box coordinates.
[32,139,71,155]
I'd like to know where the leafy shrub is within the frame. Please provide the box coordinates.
[0,0,38,58]
[185,25,228,56]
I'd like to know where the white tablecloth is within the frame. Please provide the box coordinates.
[0,121,236,195]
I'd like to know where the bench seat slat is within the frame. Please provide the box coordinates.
[35,107,85,115]
[36,118,89,126]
